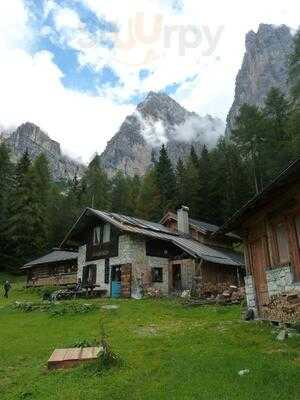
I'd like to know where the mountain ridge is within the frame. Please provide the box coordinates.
[2,122,85,181]
[226,23,294,134]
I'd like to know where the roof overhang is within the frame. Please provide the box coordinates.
[61,208,244,267]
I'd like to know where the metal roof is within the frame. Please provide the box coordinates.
[217,157,300,235]
[61,208,244,267]
[22,249,78,269]
[161,211,240,239]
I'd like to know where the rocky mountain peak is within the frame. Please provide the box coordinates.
[226,24,294,134]
[4,122,85,181]
[100,91,224,177]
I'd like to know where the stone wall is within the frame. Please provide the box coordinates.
[146,256,169,294]
[77,235,172,296]
[245,265,300,315]
[169,259,195,291]
[244,275,258,314]
[266,265,300,297]
[77,245,110,295]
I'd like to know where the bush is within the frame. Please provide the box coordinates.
[70,338,98,348]
[13,301,97,316]
[97,324,122,373]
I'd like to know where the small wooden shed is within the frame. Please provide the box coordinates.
[21,248,78,287]
[217,158,300,320]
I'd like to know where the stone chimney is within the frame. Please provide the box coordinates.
[177,206,189,234]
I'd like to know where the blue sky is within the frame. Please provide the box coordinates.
[0,0,299,162]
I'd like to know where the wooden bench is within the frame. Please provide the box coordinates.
[48,347,102,369]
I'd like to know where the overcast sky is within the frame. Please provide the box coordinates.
[0,0,299,163]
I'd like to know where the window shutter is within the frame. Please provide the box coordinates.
[93,226,102,245]
[276,223,289,263]
[103,223,111,243]
[90,265,97,284]
[295,215,300,247]
[104,259,110,284]
[82,266,89,284]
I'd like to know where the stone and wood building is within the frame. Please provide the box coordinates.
[60,206,244,298]
[217,159,300,319]
[22,249,78,287]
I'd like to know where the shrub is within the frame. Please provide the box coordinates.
[97,324,122,373]
[13,301,97,316]
[70,338,98,348]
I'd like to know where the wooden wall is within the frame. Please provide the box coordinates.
[243,183,300,306]
[27,261,77,287]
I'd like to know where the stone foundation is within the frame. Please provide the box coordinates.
[266,265,298,297]
[244,275,258,314]
[245,264,300,315]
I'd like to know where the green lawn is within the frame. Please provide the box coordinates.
[0,273,299,400]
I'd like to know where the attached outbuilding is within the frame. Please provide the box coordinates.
[216,158,300,320]
[60,206,244,298]
[22,248,78,287]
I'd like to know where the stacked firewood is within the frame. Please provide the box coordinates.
[261,292,300,323]
[183,284,245,306]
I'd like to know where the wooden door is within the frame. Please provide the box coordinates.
[172,264,182,290]
[121,264,132,298]
[250,239,269,309]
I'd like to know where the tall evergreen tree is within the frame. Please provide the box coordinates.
[289,29,300,103]
[82,154,110,210]
[29,154,52,254]
[154,145,176,212]
[0,143,14,271]
[136,169,162,221]
[175,158,188,208]
[5,151,37,271]
[111,171,131,214]
[232,104,267,193]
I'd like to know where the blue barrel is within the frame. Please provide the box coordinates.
[111,281,121,298]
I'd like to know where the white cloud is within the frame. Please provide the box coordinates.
[0,2,133,162]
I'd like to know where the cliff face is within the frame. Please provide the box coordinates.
[100,91,224,176]
[4,122,84,181]
[226,24,294,134]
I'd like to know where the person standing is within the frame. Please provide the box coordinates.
[3,280,11,298]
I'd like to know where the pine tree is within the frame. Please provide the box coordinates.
[126,175,141,215]
[29,154,52,254]
[289,29,300,103]
[232,104,267,193]
[5,151,36,271]
[136,169,162,220]
[111,171,130,214]
[197,145,213,219]
[210,138,253,222]
[0,143,14,271]
[181,147,201,217]
[82,154,110,210]
[154,145,176,212]
[175,158,188,208]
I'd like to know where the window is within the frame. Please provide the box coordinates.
[104,259,110,284]
[103,223,111,243]
[93,226,102,245]
[152,267,163,283]
[295,215,300,247]
[82,265,97,285]
[275,222,290,264]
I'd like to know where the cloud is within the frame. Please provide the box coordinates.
[174,115,225,148]
[0,2,133,162]
[135,111,168,147]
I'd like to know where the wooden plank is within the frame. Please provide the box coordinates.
[47,347,102,370]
